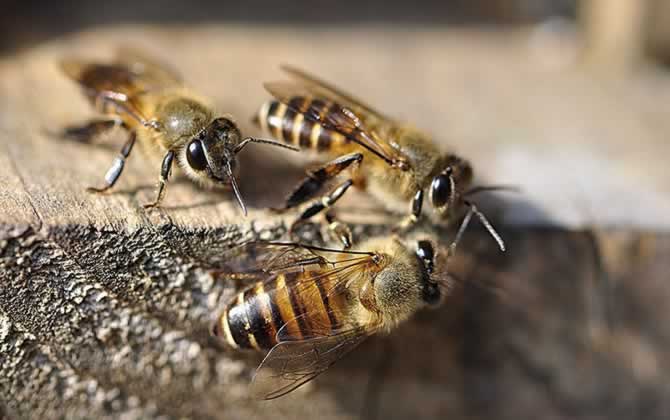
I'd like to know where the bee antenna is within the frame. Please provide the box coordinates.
[464,184,520,197]
[463,200,505,252]
[226,163,248,216]
[447,203,475,259]
[234,137,299,155]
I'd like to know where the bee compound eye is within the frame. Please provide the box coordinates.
[186,140,208,171]
[430,174,452,208]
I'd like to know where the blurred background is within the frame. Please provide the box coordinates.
[2,0,670,64]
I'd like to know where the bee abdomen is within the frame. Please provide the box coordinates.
[216,282,282,351]
[256,99,349,152]
[214,272,346,351]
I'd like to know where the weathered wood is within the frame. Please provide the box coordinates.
[1,26,670,419]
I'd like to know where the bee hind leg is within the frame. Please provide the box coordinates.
[289,179,354,248]
[62,118,124,143]
[86,130,136,194]
[274,153,363,212]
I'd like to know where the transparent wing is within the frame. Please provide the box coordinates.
[202,240,378,278]
[195,240,313,273]
[60,59,146,98]
[264,80,409,169]
[250,245,382,399]
[115,46,183,86]
[250,326,375,399]
[205,238,383,399]
[257,241,335,273]
[285,256,377,307]
[61,49,180,100]
[280,64,390,124]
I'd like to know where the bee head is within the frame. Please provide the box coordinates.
[360,237,445,325]
[184,117,247,213]
[184,117,299,216]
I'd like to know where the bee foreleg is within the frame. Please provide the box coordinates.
[62,118,125,143]
[143,150,175,209]
[86,131,136,194]
[277,153,363,211]
[393,189,424,233]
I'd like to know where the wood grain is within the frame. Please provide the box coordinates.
[1,26,670,419]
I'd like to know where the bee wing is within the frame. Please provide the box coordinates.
[257,241,334,273]
[201,241,323,274]
[250,326,376,400]
[60,59,146,98]
[264,79,409,169]
[61,49,181,101]
[250,248,382,399]
[114,46,183,86]
[203,240,377,276]
[280,64,391,122]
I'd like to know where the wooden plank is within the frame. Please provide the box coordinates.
[1,26,669,231]
[1,26,669,419]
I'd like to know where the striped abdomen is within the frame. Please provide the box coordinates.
[214,271,350,351]
[255,99,350,153]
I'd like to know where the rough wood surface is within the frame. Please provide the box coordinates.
[1,26,670,420]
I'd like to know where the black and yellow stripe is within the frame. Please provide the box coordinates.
[256,99,349,153]
[215,271,349,351]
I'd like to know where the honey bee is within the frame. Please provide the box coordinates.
[60,48,297,213]
[254,65,507,249]
[211,236,453,399]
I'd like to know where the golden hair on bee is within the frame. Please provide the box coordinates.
[210,235,455,399]
[60,47,298,214]
[253,64,511,252]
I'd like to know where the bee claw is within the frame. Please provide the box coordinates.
[324,212,352,249]
[86,186,111,194]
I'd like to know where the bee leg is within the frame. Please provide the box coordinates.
[324,211,353,249]
[394,189,424,233]
[276,153,363,212]
[86,131,136,194]
[289,179,354,244]
[143,150,175,209]
[95,92,161,131]
[62,118,124,143]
